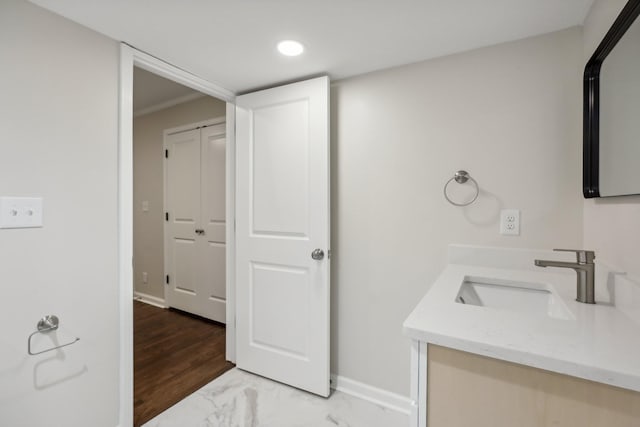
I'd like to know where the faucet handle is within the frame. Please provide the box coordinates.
[553,249,595,264]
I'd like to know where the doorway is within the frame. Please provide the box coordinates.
[121,46,237,426]
[132,67,232,425]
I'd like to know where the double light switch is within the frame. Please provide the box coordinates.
[0,197,43,229]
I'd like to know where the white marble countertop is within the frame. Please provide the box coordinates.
[403,245,640,392]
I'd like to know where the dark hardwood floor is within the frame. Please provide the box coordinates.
[134,301,234,426]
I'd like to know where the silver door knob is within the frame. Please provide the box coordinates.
[311,249,324,260]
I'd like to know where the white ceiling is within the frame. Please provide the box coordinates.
[30,0,594,94]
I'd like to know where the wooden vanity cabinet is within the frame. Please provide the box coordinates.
[410,342,640,427]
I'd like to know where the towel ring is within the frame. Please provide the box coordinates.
[443,170,479,206]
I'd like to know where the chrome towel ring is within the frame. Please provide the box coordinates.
[443,170,479,206]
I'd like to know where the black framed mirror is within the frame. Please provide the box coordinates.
[584,0,640,198]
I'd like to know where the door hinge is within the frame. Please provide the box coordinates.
[165,212,169,221]
[165,149,169,158]
[165,274,170,285]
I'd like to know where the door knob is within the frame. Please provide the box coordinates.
[311,249,324,260]
[195,229,205,235]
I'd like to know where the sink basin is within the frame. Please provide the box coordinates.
[455,276,573,320]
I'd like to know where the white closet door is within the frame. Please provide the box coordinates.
[235,76,330,396]
[165,124,226,323]
[200,123,226,323]
[165,128,202,315]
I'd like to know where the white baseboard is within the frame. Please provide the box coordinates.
[330,374,412,415]
[133,291,167,308]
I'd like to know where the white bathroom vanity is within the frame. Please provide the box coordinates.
[404,245,640,427]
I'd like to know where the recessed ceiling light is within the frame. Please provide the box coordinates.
[277,40,304,57]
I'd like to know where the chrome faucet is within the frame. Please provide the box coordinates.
[534,249,596,304]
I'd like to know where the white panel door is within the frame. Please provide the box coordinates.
[165,124,226,323]
[165,128,201,313]
[236,76,330,396]
[200,123,227,323]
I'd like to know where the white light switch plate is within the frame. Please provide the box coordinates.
[500,209,520,236]
[0,197,43,229]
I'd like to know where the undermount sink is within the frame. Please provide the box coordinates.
[455,276,573,320]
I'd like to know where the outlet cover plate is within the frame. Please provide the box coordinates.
[500,209,520,236]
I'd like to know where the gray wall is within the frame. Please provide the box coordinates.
[0,1,120,426]
[330,27,584,395]
[133,96,226,301]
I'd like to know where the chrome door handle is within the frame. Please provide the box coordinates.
[311,249,324,260]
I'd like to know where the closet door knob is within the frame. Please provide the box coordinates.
[195,229,205,235]
[311,249,325,260]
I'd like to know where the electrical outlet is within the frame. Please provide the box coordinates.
[500,209,520,235]
[142,272,148,284]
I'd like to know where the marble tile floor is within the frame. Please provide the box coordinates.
[143,368,409,427]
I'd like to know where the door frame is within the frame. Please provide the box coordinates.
[162,116,226,311]
[118,43,236,426]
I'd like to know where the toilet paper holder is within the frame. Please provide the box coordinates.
[27,315,80,356]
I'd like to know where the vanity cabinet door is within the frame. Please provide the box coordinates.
[427,345,640,427]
